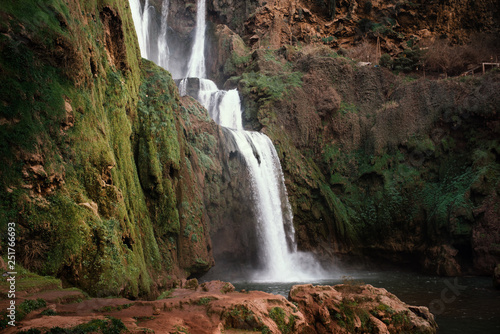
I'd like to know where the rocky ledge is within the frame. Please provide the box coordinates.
[3,280,437,333]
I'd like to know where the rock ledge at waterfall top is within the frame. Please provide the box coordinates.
[5,280,437,333]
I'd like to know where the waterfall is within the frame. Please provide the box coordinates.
[130,0,170,69]
[157,0,170,69]
[129,0,326,282]
[186,0,207,78]
[130,0,151,59]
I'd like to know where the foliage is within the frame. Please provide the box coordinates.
[393,48,423,72]
[338,102,359,115]
[157,288,175,300]
[41,309,58,316]
[422,166,477,234]
[320,183,357,243]
[269,307,296,334]
[239,71,303,101]
[195,297,216,305]
[379,53,392,68]
[18,299,47,319]
[18,317,127,334]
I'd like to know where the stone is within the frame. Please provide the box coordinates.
[494,264,500,289]
[289,284,438,333]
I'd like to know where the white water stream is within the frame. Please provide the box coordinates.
[129,0,325,281]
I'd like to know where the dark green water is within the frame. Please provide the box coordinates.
[230,270,500,334]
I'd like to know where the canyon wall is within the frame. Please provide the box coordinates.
[0,0,254,297]
[236,49,500,275]
[1,0,499,299]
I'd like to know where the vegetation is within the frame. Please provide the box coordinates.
[269,307,296,334]
[239,71,303,102]
[0,298,46,329]
[18,317,127,334]
[237,40,500,265]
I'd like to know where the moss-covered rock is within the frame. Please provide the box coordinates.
[0,0,224,297]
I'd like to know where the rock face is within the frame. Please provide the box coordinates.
[236,48,500,276]
[206,0,500,53]
[133,0,500,279]
[0,0,244,297]
[289,283,437,333]
[2,0,500,304]
[4,281,437,334]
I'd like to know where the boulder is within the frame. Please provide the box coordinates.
[289,283,438,333]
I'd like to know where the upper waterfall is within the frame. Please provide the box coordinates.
[158,0,170,69]
[186,0,207,78]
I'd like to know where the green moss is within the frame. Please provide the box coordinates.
[239,71,303,102]
[0,0,170,298]
[338,102,359,115]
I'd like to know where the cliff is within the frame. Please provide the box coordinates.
[1,0,499,302]
[0,0,241,297]
[236,48,500,276]
[176,0,500,275]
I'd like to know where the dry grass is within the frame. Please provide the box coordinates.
[422,34,500,76]
[347,39,378,63]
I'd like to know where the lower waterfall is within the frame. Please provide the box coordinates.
[129,0,326,282]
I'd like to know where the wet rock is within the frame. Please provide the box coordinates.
[422,245,462,276]
[494,264,500,289]
[289,283,438,334]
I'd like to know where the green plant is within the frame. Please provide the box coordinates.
[96,303,133,313]
[322,36,335,44]
[41,309,57,316]
[18,299,47,320]
[379,53,392,68]
[20,317,126,334]
[157,288,175,300]
[393,48,423,72]
[269,307,296,334]
[338,102,359,115]
[239,71,303,101]
[195,297,216,306]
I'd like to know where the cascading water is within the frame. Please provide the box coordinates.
[130,0,151,59]
[157,0,170,69]
[185,0,207,78]
[129,0,326,282]
[130,0,170,70]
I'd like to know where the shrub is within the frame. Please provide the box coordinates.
[422,35,500,76]
[348,40,377,62]
[379,53,392,68]
[393,49,423,72]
